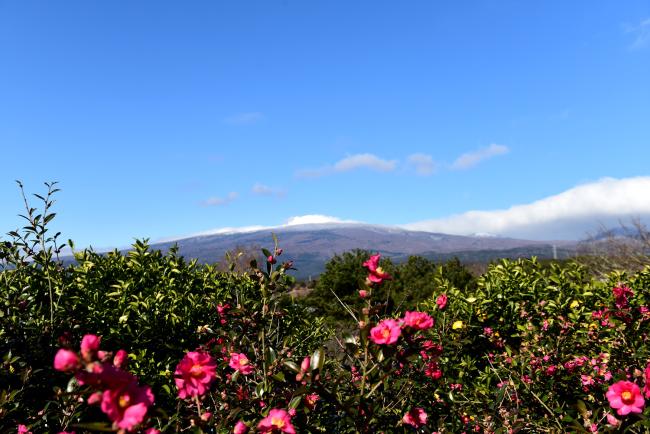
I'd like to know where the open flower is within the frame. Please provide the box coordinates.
[174,351,217,399]
[363,254,392,284]
[369,319,401,345]
[257,408,295,433]
[402,311,434,330]
[613,285,633,309]
[606,380,645,416]
[402,407,427,428]
[229,353,254,375]
[101,379,154,432]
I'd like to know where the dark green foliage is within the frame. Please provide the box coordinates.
[303,251,476,324]
[302,250,396,323]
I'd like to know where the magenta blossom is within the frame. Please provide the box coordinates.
[80,334,101,361]
[402,311,434,330]
[403,407,427,428]
[229,353,254,375]
[101,380,154,432]
[363,254,392,284]
[54,349,81,372]
[613,285,633,309]
[436,294,448,310]
[257,409,295,433]
[369,319,402,345]
[174,351,217,399]
[606,380,645,416]
[233,421,249,434]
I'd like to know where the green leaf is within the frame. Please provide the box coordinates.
[311,347,324,371]
[288,395,302,409]
[283,361,300,372]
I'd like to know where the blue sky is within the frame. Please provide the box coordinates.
[1,1,649,247]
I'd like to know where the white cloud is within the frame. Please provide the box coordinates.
[403,177,650,240]
[407,153,436,176]
[334,153,396,172]
[252,183,286,197]
[201,192,239,207]
[285,214,359,226]
[296,153,397,178]
[223,112,265,125]
[625,18,650,50]
[451,144,509,170]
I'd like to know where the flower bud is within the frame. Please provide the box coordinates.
[113,349,128,368]
[53,349,80,372]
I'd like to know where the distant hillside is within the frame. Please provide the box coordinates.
[147,223,576,279]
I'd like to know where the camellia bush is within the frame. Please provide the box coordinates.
[2,183,650,433]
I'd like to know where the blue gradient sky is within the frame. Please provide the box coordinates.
[1,1,649,247]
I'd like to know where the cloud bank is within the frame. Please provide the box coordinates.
[297,145,507,178]
[403,177,650,239]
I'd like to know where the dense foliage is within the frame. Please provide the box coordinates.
[3,184,650,433]
[303,251,475,324]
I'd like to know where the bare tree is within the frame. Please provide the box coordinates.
[576,217,650,276]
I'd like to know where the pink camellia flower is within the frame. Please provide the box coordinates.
[436,294,448,310]
[402,311,434,330]
[369,319,402,345]
[101,380,154,432]
[80,334,101,361]
[229,353,254,375]
[54,349,81,372]
[424,360,442,380]
[305,393,320,410]
[358,289,369,298]
[113,350,128,369]
[606,380,645,416]
[18,425,32,434]
[257,409,295,434]
[144,429,160,434]
[216,303,230,316]
[174,351,217,399]
[612,285,633,309]
[233,421,249,434]
[402,407,427,428]
[362,254,392,284]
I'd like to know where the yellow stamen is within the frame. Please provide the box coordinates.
[118,394,131,408]
[621,391,633,402]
